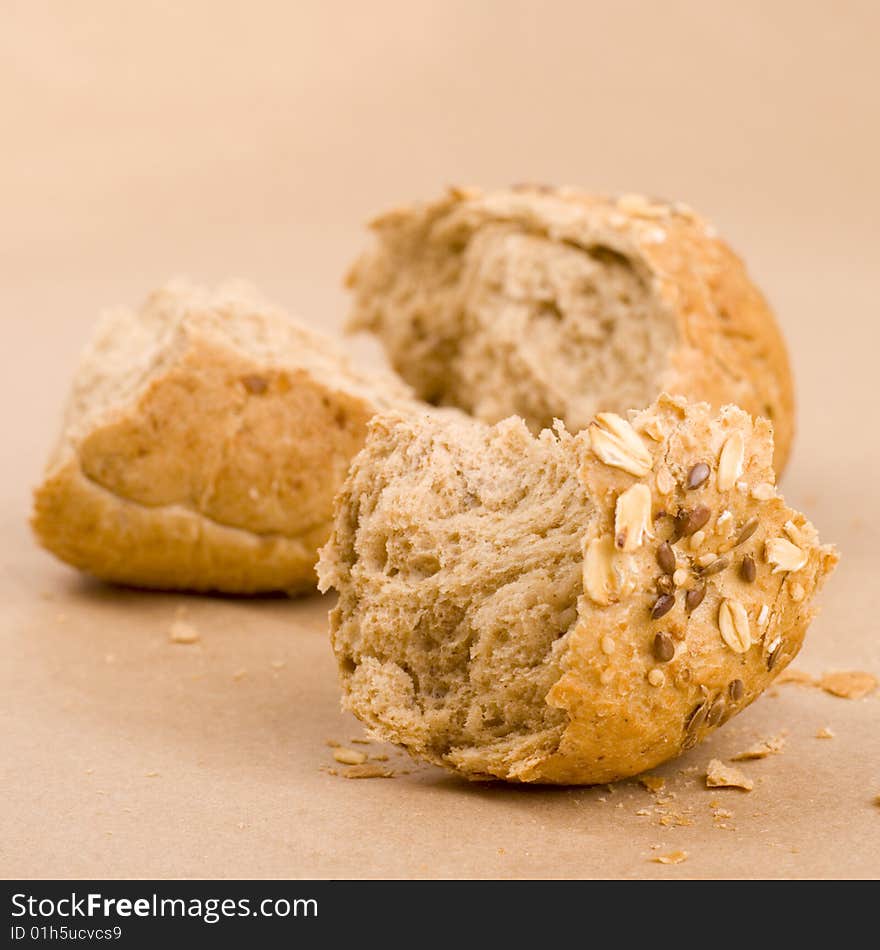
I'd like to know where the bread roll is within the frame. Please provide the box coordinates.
[346,186,795,472]
[32,281,413,594]
[318,394,836,784]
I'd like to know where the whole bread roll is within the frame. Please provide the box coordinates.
[32,281,413,594]
[346,186,795,472]
[318,394,836,784]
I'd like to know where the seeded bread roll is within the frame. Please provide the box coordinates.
[318,395,836,784]
[32,281,414,594]
[346,186,795,472]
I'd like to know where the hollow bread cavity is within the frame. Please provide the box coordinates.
[353,216,678,434]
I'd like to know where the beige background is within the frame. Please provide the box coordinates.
[2,1,878,879]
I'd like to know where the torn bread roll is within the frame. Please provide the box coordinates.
[318,395,836,784]
[346,186,795,472]
[32,281,414,594]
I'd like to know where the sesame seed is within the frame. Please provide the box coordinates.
[790,582,805,602]
[601,635,616,655]
[689,530,706,551]
[600,668,615,685]
[672,568,688,586]
[686,462,710,490]
[648,668,665,687]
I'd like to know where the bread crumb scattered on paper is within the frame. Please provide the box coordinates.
[333,747,367,766]
[818,671,877,700]
[639,774,665,793]
[774,668,817,686]
[815,726,835,739]
[706,759,754,791]
[343,764,394,779]
[654,850,688,865]
[232,669,247,681]
[169,619,200,644]
[145,771,159,778]
[731,732,787,760]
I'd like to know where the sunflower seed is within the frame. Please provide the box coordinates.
[718,432,745,490]
[740,555,757,583]
[707,696,726,726]
[718,599,751,653]
[766,637,783,670]
[700,555,730,576]
[614,483,653,552]
[589,413,653,476]
[734,517,759,547]
[728,679,744,702]
[686,462,710,489]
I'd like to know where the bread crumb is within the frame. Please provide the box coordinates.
[232,669,247,681]
[815,727,835,739]
[706,759,754,791]
[818,671,877,700]
[325,738,341,748]
[350,738,372,745]
[344,764,394,779]
[635,808,652,817]
[874,794,880,808]
[56,613,68,623]
[654,850,688,865]
[639,774,665,793]
[774,668,816,687]
[731,731,787,760]
[371,754,389,762]
[145,771,159,778]
[270,660,286,670]
[168,615,200,644]
[333,747,367,766]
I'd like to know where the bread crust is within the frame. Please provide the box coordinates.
[347,186,795,472]
[32,282,412,594]
[319,395,836,784]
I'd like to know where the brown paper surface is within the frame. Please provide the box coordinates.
[2,1,878,879]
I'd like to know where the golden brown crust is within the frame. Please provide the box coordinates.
[318,395,836,784]
[522,395,834,783]
[32,282,412,594]
[348,186,795,472]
